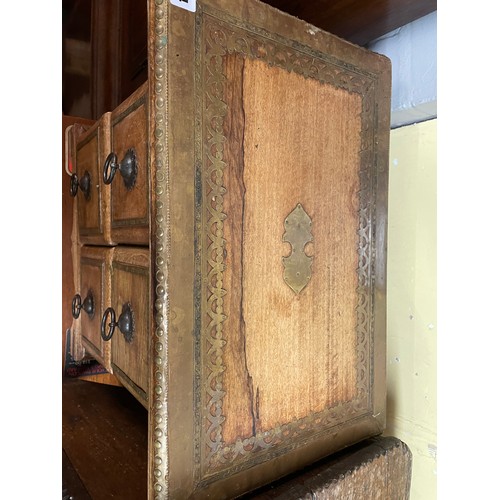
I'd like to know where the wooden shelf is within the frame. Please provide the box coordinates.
[261,0,437,46]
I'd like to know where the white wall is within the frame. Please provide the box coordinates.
[386,120,437,500]
[369,12,437,499]
[368,12,437,128]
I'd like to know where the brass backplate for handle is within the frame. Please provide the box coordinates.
[117,303,135,343]
[282,203,313,294]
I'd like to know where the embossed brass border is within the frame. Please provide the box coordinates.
[148,0,389,497]
[195,5,379,484]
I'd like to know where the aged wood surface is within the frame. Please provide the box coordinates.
[110,246,150,406]
[91,0,122,118]
[65,0,391,497]
[110,82,149,245]
[78,372,123,386]
[245,436,412,499]
[261,0,436,46]
[62,377,148,500]
[63,116,94,368]
[76,112,112,245]
[80,245,113,370]
[149,0,390,496]
[221,55,361,445]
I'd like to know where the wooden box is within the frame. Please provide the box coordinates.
[67,0,391,497]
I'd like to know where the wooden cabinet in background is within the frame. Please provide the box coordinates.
[66,0,391,498]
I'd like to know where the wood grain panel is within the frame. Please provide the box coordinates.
[110,247,150,405]
[110,83,149,245]
[75,112,112,244]
[63,115,94,368]
[222,56,361,443]
[76,123,100,233]
[80,245,113,370]
[245,436,412,499]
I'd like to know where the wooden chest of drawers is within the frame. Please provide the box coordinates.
[68,0,391,497]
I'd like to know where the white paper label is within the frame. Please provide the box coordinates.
[170,0,196,12]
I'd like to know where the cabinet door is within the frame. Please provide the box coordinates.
[77,245,113,370]
[107,247,150,406]
[73,113,112,245]
[107,82,149,245]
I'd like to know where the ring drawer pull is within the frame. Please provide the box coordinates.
[72,291,95,319]
[101,303,135,343]
[70,171,91,200]
[103,149,138,190]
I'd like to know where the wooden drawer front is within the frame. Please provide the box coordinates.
[79,246,113,370]
[74,113,112,245]
[108,82,149,245]
[109,247,150,405]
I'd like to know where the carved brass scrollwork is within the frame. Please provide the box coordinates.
[282,203,313,294]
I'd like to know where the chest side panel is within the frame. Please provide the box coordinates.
[195,10,381,484]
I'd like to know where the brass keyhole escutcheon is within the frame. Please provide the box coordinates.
[282,203,313,294]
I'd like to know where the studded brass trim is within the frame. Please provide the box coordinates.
[150,0,170,498]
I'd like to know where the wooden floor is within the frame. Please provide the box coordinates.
[62,377,148,499]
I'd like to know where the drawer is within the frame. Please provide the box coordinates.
[102,246,150,406]
[71,113,112,245]
[106,82,149,245]
[74,245,113,371]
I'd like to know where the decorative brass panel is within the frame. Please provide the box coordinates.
[147,0,390,496]
[282,203,313,295]
[194,4,379,485]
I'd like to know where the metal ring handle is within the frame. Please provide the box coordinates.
[70,174,79,197]
[101,307,116,341]
[72,291,94,319]
[72,294,82,319]
[100,304,135,343]
[69,171,91,200]
[102,149,137,190]
[103,152,118,185]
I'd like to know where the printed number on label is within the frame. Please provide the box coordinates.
[170,0,196,12]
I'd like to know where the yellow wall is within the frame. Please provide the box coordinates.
[385,119,437,499]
